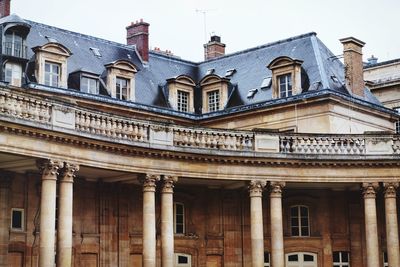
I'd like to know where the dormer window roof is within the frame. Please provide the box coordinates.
[261,77,272,89]
[90,47,101,57]
[225,68,236,77]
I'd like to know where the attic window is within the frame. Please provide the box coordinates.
[247,88,258,99]
[330,75,339,83]
[206,68,215,75]
[225,68,236,77]
[261,77,272,89]
[90,47,101,57]
[45,36,58,43]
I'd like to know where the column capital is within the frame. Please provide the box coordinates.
[362,182,379,199]
[139,174,160,192]
[270,181,286,198]
[384,182,399,198]
[161,175,178,194]
[60,163,80,183]
[248,180,267,197]
[36,159,63,179]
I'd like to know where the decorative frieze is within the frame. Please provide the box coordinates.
[248,180,267,197]
[362,182,379,199]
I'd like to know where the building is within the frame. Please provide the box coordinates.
[0,0,399,267]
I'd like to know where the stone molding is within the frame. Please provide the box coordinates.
[161,175,178,194]
[140,174,160,192]
[60,162,80,183]
[248,180,267,197]
[36,159,63,180]
[384,182,399,198]
[270,181,286,198]
[362,182,380,199]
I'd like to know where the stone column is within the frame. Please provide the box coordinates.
[161,176,177,267]
[362,182,380,267]
[57,163,79,267]
[270,182,285,267]
[37,159,63,267]
[140,174,160,267]
[384,182,400,267]
[249,180,266,267]
[0,175,11,267]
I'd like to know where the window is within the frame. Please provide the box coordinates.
[383,252,388,267]
[290,205,310,237]
[174,202,185,234]
[286,252,317,267]
[116,77,129,100]
[264,252,270,267]
[395,107,400,134]
[278,74,292,98]
[175,253,191,267]
[5,62,22,86]
[81,77,99,94]
[333,251,350,267]
[207,90,220,112]
[44,62,60,87]
[3,32,26,58]
[177,90,189,112]
[11,208,24,231]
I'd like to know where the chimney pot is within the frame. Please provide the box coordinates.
[340,37,366,98]
[204,35,226,60]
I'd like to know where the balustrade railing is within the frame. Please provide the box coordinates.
[0,87,398,156]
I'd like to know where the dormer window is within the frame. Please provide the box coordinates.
[177,90,189,112]
[207,90,220,112]
[4,32,25,58]
[5,62,22,86]
[267,56,303,99]
[44,61,60,87]
[105,60,137,101]
[167,75,195,113]
[116,77,129,100]
[81,76,98,94]
[278,73,292,98]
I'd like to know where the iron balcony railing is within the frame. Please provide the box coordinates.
[2,42,28,59]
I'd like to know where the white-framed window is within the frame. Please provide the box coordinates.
[177,90,189,112]
[81,76,99,94]
[383,252,388,267]
[278,73,292,98]
[3,32,25,58]
[290,205,310,237]
[5,62,22,86]
[207,90,220,112]
[175,253,191,267]
[44,61,60,87]
[116,77,129,100]
[286,252,317,267]
[333,251,350,267]
[264,252,270,267]
[174,202,185,234]
[11,208,24,231]
[394,107,400,134]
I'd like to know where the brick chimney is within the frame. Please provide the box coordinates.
[204,35,225,60]
[126,19,149,62]
[340,37,366,98]
[0,0,10,18]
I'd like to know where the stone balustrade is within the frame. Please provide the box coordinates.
[0,87,399,156]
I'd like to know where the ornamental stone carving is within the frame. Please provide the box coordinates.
[36,159,64,179]
[248,180,267,197]
[60,163,80,183]
[384,182,399,198]
[139,174,160,192]
[161,175,178,193]
[362,182,379,199]
[270,181,286,198]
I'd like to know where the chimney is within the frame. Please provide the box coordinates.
[340,37,366,97]
[126,19,150,62]
[204,35,225,60]
[0,0,10,18]
[367,55,378,65]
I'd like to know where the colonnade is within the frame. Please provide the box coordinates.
[25,159,400,267]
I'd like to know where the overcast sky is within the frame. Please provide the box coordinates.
[11,0,400,63]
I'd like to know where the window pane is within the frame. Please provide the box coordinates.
[288,255,298,262]
[303,254,314,261]
[176,224,183,234]
[12,210,22,229]
[300,206,308,217]
[333,252,340,262]
[291,227,299,236]
[301,227,309,236]
[264,252,269,263]
[301,218,309,226]
[342,252,349,262]
[291,218,299,226]
[290,207,298,216]
[178,255,188,264]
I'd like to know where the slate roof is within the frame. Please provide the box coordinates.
[0,14,389,117]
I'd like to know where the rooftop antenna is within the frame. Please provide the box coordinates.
[196,9,215,43]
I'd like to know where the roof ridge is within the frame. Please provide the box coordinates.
[198,32,317,64]
[26,20,135,51]
[149,51,198,66]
